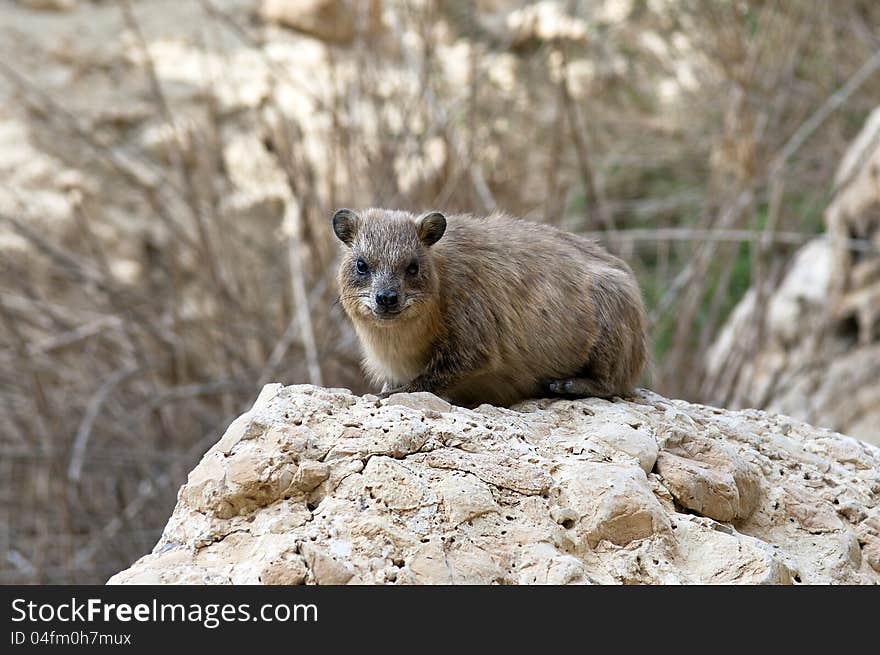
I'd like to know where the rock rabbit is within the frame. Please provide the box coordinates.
[333,208,648,407]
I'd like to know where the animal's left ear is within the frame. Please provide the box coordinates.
[417,211,447,247]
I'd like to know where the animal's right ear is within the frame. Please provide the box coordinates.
[332,208,358,246]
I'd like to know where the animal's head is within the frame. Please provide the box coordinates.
[332,208,446,325]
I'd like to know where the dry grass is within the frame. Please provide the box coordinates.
[1,0,879,582]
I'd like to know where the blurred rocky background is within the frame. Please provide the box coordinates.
[1,0,879,583]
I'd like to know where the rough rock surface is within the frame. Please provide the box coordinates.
[109,384,880,585]
[707,107,880,446]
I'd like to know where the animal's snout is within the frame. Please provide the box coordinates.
[375,289,399,308]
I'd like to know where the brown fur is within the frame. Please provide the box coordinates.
[333,208,648,407]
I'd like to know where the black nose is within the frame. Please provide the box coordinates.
[375,290,399,308]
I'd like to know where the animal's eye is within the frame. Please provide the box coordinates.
[406,261,419,276]
[356,259,369,275]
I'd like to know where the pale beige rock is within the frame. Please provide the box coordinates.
[862,540,880,574]
[362,456,426,511]
[655,431,762,522]
[293,460,330,491]
[260,553,308,585]
[517,543,594,584]
[666,516,794,585]
[439,473,499,525]
[426,448,551,495]
[591,423,659,474]
[109,385,880,585]
[708,107,880,446]
[855,509,880,573]
[552,462,671,551]
[407,541,451,584]
[300,542,354,585]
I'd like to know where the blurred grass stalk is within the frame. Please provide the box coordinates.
[1,0,879,582]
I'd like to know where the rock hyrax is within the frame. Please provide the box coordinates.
[333,208,648,407]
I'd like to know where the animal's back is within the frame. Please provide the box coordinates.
[432,213,647,406]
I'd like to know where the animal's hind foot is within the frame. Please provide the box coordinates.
[545,377,617,399]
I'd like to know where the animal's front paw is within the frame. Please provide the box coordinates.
[545,379,575,394]
[376,385,407,400]
[544,377,616,399]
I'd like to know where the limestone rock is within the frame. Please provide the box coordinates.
[109,385,880,585]
[439,474,499,525]
[552,462,671,552]
[708,107,880,446]
[655,430,761,522]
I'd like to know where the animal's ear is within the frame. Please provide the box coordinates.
[332,208,359,245]
[417,211,447,247]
